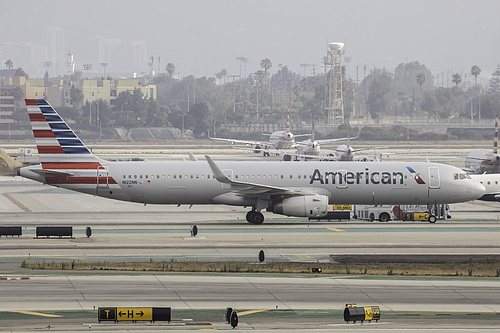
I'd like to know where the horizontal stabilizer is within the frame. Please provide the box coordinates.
[30,168,75,177]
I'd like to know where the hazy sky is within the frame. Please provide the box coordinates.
[1,0,499,81]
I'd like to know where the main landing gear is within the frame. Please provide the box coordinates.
[246,210,264,224]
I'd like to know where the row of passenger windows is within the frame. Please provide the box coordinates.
[122,174,313,180]
[479,180,499,185]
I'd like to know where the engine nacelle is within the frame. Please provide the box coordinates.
[270,195,328,218]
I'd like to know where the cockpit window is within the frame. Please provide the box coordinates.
[454,173,470,180]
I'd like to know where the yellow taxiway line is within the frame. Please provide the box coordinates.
[11,311,62,318]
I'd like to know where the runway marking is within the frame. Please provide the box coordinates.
[327,228,345,232]
[2,193,32,212]
[11,311,61,318]
[237,309,269,316]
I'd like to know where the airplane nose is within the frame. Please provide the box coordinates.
[469,181,486,200]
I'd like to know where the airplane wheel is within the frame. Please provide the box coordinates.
[246,211,256,223]
[379,212,390,222]
[252,212,264,224]
[246,211,264,224]
[428,215,437,223]
[369,213,375,222]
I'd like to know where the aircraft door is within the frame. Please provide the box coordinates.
[336,170,347,189]
[96,166,109,189]
[428,167,440,189]
[222,169,233,189]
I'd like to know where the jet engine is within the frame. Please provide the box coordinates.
[270,195,328,218]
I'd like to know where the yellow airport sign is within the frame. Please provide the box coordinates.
[98,307,171,322]
[116,307,152,321]
[332,204,352,211]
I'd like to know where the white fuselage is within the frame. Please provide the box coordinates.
[269,130,295,149]
[21,160,485,206]
[470,173,500,201]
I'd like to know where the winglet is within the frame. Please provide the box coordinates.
[205,155,231,183]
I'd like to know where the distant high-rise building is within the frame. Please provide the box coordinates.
[46,27,65,76]
[129,40,148,74]
[30,45,48,70]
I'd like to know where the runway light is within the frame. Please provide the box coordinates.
[312,267,322,274]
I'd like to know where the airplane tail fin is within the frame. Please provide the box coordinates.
[25,99,104,170]
[494,113,498,155]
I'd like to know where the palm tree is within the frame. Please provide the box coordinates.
[471,65,481,120]
[452,73,462,87]
[220,69,228,84]
[4,59,13,69]
[166,63,175,78]
[260,58,272,75]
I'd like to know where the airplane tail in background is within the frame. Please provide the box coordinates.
[25,99,103,170]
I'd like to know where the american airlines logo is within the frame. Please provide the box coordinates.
[309,167,421,185]
[405,166,426,184]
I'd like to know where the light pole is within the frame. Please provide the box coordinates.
[83,64,93,125]
[228,75,240,114]
[100,63,108,79]
[236,57,248,79]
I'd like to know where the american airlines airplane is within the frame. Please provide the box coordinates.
[465,114,500,174]
[19,99,485,224]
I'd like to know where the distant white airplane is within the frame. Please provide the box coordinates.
[209,112,309,156]
[470,173,500,201]
[292,128,361,160]
[465,114,500,174]
[19,99,485,224]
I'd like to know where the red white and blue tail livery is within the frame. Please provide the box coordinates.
[22,99,117,195]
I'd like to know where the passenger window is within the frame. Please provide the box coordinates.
[298,175,301,179]
[145,175,148,179]
[128,175,131,179]
[123,175,126,179]
[174,175,177,179]
[454,173,458,180]
[190,175,193,179]
[134,175,137,179]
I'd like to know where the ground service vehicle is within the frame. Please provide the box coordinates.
[353,204,450,223]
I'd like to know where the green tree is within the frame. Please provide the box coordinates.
[4,59,13,69]
[488,65,500,94]
[480,92,500,119]
[471,65,481,86]
[189,102,210,137]
[70,85,84,109]
[416,73,426,118]
[452,73,462,87]
[14,67,28,78]
[366,70,392,122]
[166,63,175,78]
[220,69,228,84]
[260,58,272,75]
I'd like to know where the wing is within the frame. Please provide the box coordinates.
[208,134,274,148]
[205,155,313,200]
[317,127,361,145]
